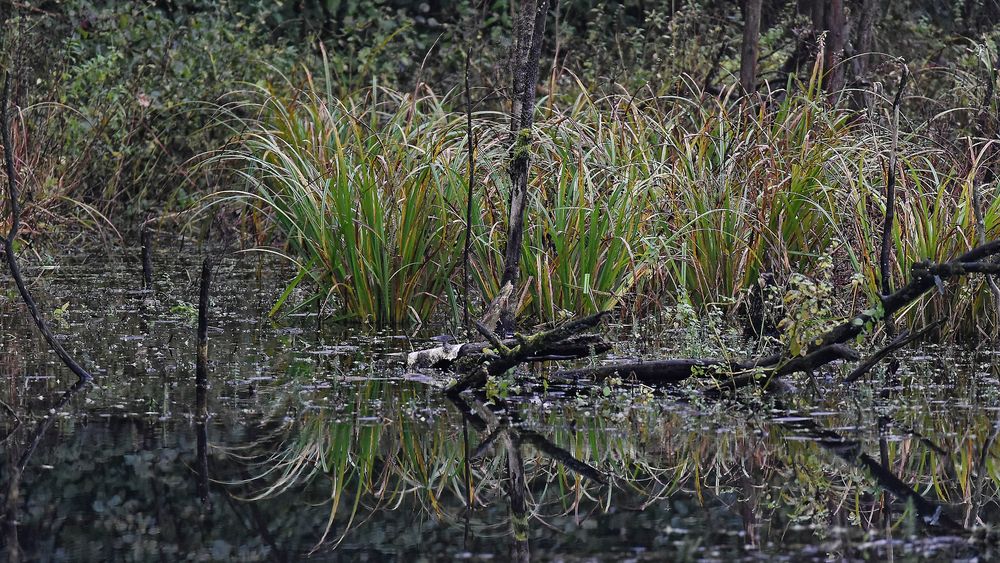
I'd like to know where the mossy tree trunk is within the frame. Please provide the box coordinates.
[499,0,549,334]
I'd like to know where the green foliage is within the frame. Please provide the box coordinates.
[4,2,301,220]
[216,87,465,325]
[216,68,1000,334]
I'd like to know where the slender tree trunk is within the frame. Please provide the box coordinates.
[2,73,93,384]
[811,0,826,33]
[462,40,476,328]
[856,0,878,78]
[499,0,549,334]
[740,0,763,94]
[196,256,212,420]
[880,67,908,339]
[824,0,846,95]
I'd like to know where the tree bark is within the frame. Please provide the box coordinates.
[196,257,212,419]
[879,67,907,340]
[740,0,763,94]
[499,0,549,334]
[855,0,878,78]
[824,0,846,95]
[811,0,826,33]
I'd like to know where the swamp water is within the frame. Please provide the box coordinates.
[1,250,999,562]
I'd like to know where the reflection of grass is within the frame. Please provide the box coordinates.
[222,377,1000,553]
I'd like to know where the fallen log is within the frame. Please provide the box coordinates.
[407,333,610,370]
[446,311,608,394]
[555,249,1000,389]
[553,344,860,387]
[424,241,1000,395]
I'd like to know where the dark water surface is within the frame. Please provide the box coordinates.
[2,249,999,561]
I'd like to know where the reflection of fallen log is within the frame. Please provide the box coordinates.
[780,416,964,533]
[449,393,606,485]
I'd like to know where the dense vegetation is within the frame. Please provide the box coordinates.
[2,0,1000,333]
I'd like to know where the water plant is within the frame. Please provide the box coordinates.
[215,87,467,325]
[214,63,1000,335]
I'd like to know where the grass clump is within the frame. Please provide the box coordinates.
[218,65,1000,335]
[217,87,467,325]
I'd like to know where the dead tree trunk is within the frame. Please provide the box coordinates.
[740,0,763,94]
[811,0,826,33]
[499,0,549,334]
[196,257,212,419]
[879,66,908,339]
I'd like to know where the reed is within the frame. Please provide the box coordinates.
[215,87,467,325]
[214,68,1000,333]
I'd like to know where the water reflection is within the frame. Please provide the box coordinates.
[2,251,1000,560]
[2,380,91,562]
[449,393,607,562]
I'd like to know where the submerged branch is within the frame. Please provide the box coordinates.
[844,321,942,383]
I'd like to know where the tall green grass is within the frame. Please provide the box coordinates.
[215,70,1000,333]
[214,88,467,325]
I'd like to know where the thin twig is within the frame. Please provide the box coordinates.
[879,63,908,338]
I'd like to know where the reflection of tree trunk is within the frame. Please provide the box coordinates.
[2,451,22,563]
[740,0,762,94]
[220,475,289,562]
[878,428,892,527]
[737,473,759,548]
[503,434,530,563]
[968,412,1000,527]
[196,421,211,507]
[1,382,89,563]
